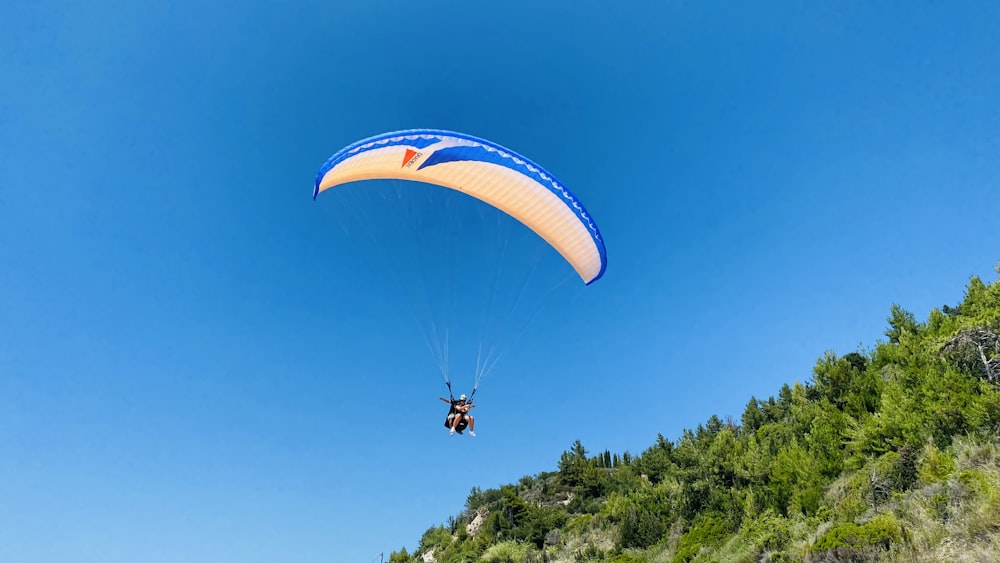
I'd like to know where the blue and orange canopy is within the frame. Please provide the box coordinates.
[314,129,606,284]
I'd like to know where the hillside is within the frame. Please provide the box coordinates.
[389,268,1000,563]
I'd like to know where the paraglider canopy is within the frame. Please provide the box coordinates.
[314,129,607,284]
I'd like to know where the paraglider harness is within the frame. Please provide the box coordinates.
[443,382,476,435]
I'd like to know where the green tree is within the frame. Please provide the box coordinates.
[618,504,667,549]
[741,397,767,433]
[388,548,411,563]
[557,440,589,487]
[885,303,918,344]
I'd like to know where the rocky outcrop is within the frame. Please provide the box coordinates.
[466,507,488,536]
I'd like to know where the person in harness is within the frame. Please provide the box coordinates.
[439,394,476,437]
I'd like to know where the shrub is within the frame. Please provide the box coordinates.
[810,514,902,553]
[672,515,729,563]
[480,541,535,563]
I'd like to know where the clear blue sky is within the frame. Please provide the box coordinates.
[2,1,998,561]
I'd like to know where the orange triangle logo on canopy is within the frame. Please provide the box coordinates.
[401,149,417,168]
